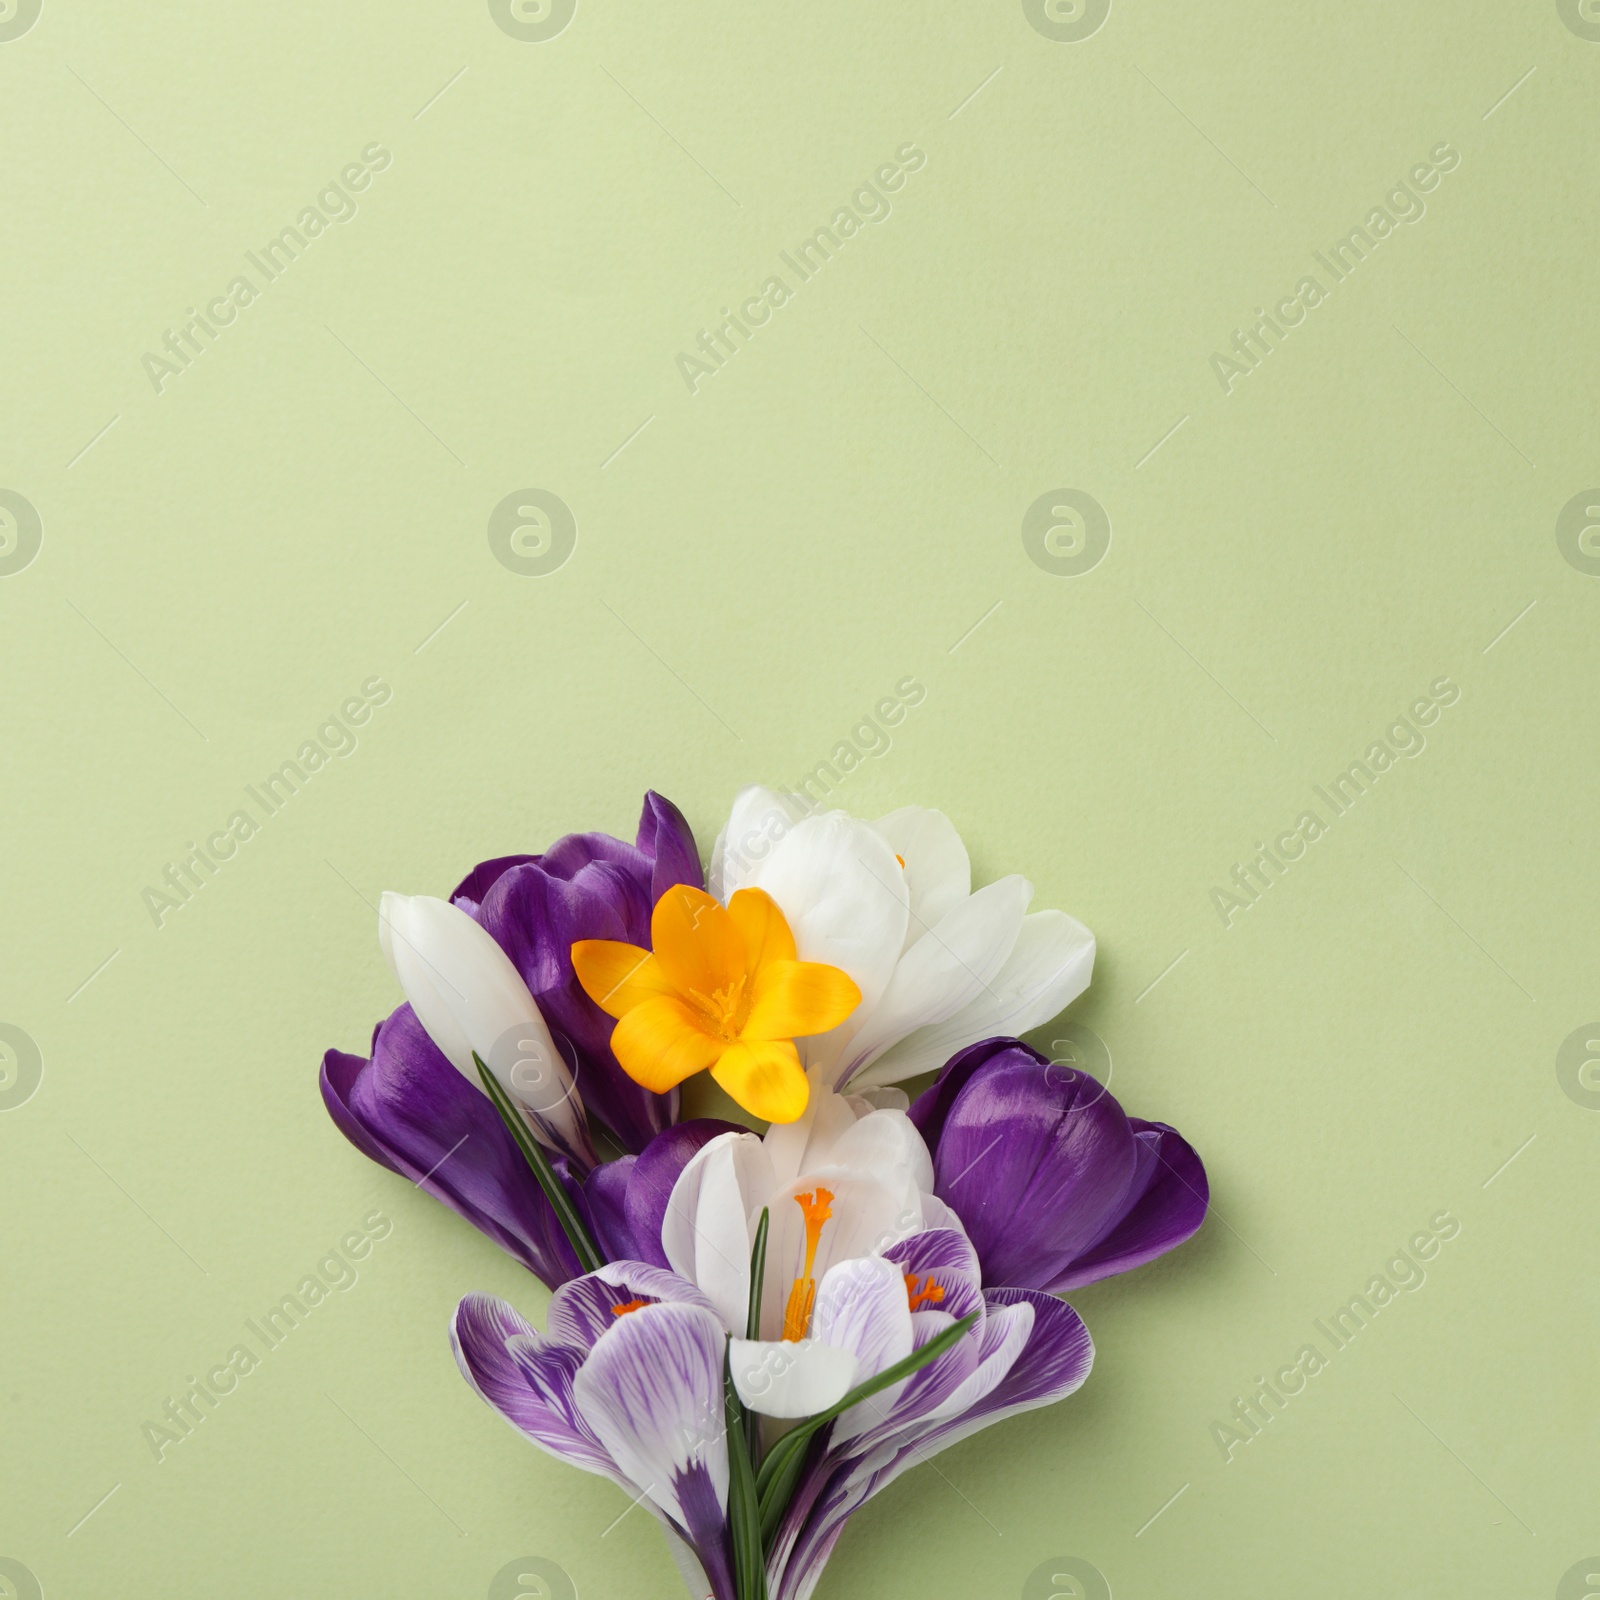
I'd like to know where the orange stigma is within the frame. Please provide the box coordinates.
[610,1298,648,1317]
[904,1273,945,1312]
[781,1186,835,1342]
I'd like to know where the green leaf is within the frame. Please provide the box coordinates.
[724,1348,769,1600]
[473,1053,605,1274]
[744,1208,770,1467]
[756,1311,980,1544]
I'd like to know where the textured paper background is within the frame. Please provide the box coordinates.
[2,2,1597,1596]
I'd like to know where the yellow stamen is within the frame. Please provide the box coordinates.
[782,1187,834,1342]
[610,1298,648,1317]
[904,1273,945,1312]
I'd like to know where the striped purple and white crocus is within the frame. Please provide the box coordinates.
[322,791,1208,1600]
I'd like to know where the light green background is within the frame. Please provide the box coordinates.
[2,1,1596,1595]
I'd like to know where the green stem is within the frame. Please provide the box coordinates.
[724,1348,769,1600]
[474,1053,605,1274]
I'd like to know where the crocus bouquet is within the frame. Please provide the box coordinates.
[321,788,1207,1599]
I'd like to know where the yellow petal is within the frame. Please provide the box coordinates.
[571,940,675,1018]
[611,996,727,1093]
[650,884,745,998]
[742,959,861,1041]
[711,1039,810,1124]
[728,886,796,978]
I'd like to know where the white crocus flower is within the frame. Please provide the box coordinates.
[378,892,592,1165]
[708,786,1095,1092]
[663,1087,962,1417]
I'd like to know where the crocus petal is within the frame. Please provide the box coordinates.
[828,876,1030,1087]
[926,1048,1135,1289]
[810,1256,914,1445]
[571,1302,731,1550]
[321,1009,581,1287]
[869,806,972,951]
[856,910,1095,1087]
[548,1262,720,1353]
[709,785,808,902]
[762,1087,866,1195]
[581,1155,637,1261]
[612,997,726,1093]
[729,1337,859,1418]
[742,960,861,1042]
[662,1132,775,1332]
[910,1038,1207,1291]
[727,886,796,973]
[475,792,700,1154]
[750,811,909,1026]
[623,1118,748,1270]
[450,1294,619,1483]
[570,941,675,1018]
[1046,1119,1209,1291]
[379,892,592,1166]
[710,1039,810,1124]
[650,884,745,999]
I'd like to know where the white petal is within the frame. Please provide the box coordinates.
[832,875,1031,1087]
[758,1174,921,1340]
[855,909,1096,1087]
[811,1256,914,1441]
[730,1338,859,1418]
[753,811,908,1009]
[846,1086,910,1114]
[379,893,587,1155]
[870,807,971,952]
[709,785,808,901]
[817,1109,935,1205]
[761,1087,859,1192]
[661,1132,773,1332]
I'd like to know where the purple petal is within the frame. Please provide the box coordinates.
[547,1263,720,1354]
[581,1156,638,1263]
[320,1006,582,1288]
[477,793,704,1153]
[450,854,539,914]
[449,1294,619,1482]
[1048,1119,1209,1291]
[911,1037,1208,1292]
[883,1229,984,1324]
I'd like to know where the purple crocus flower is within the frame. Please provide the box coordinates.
[463,791,704,1155]
[320,792,715,1287]
[909,1036,1208,1293]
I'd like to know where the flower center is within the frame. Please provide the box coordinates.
[904,1273,944,1311]
[610,1298,648,1317]
[683,973,749,1039]
[781,1186,834,1342]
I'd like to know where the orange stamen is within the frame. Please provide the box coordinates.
[610,1298,648,1317]
[782,1187,835,1341]
[904,1273,945,1312]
